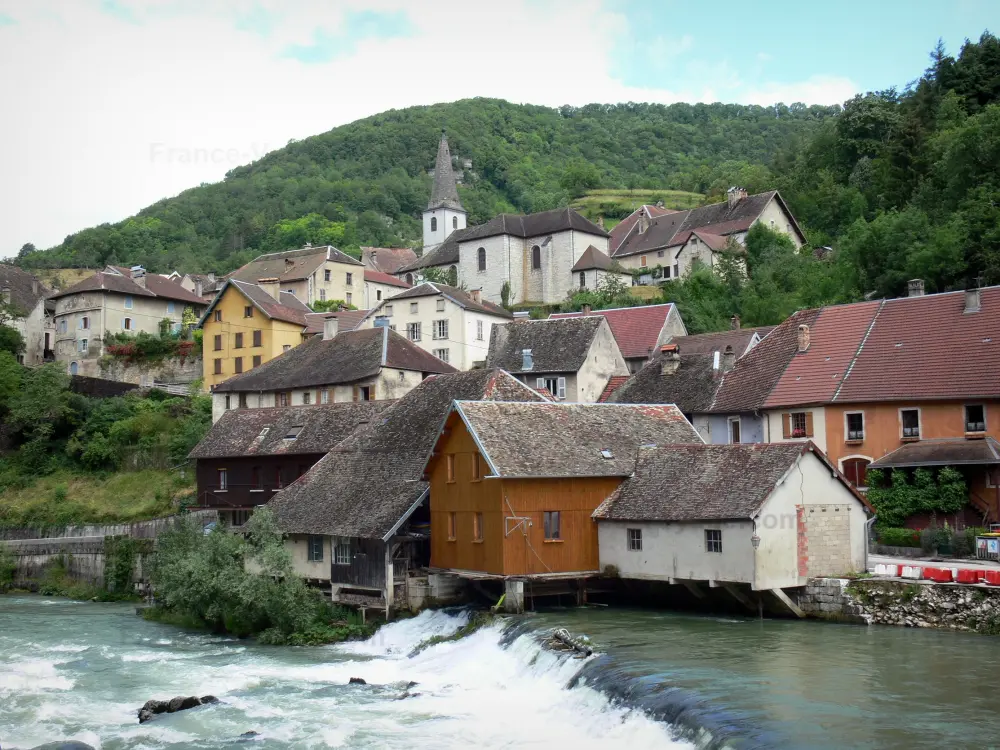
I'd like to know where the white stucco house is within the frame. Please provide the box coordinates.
[594,442,871,601]
[0,265,53,365]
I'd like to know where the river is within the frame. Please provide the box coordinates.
[1,595,997,749]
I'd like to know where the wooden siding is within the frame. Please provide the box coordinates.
[330,537,386,591]
[194,455,323,510]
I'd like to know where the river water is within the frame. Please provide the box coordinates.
[1,595,997,749]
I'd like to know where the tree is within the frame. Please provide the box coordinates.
[310,299,356,312]
[559,160,601,198]
[0,325,24,357]
[422,266,459,287]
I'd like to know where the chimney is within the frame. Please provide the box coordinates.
[131,265,146,289]
[638,214,650,234]
[470,288,482,304]
[323,315,339,341]
[207,273,216,282]
[195,279,204,297]
[582,304,592,314]
[257,277,280,301]
[727,186,747,210]
[965,287,981,313]
[659,345,680,376]
[655,200,664,208]
[730,314,741,330]
[722,345,736,373]
[522,348,533,371]
[284,258,295,272]
[907,279,925,297]
[797,324,810,353]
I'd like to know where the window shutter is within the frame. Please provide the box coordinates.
[557,377,566,399]
[352,386,359,402]
[782,413,791,439]
[805,412,814,437]
[536,377,545,388]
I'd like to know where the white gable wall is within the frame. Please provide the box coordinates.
[575,319,629,402]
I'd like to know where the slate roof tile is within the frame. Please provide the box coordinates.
[486,317,606,373]
[0,265,49,313]
[610,353,721,413]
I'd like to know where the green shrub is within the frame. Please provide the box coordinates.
[877,527,921,548]
[0,544,16,591]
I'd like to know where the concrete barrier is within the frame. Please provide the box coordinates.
[901,566,923,579]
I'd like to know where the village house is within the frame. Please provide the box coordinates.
[363,282,512,370]
[268,369,546,610]
[208,320,455,422]
[593,443,871,612]
[48,266,206,379]
[612,189,805,279]
[199,278,314,391]
[228,244,364,307]
[178,273,225,302]
[395,134,610,305]
[608,203,680,255]
[424,401,701,611]
[549,302,687,374]
[362,269,410,308]
[485,316,629,402]
[569,245,633,292]
[188,402,389,533]
[361,246,418,276]
[0,264,53,365]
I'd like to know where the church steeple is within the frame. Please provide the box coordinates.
[428,130,464,212]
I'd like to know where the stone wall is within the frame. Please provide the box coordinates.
[798,577,1000,634]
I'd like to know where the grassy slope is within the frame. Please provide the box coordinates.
[0,469,195,528]
[33,268,96,292]
[571,188,704,222]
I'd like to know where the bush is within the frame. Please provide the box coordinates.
[0,544,16,591]
[877,527,921,548]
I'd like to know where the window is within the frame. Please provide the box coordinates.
[346,273,353,287]
[729,418,741,444]
[640,255,647,267]
[124,296,133,310]
[355,385,372,401]
[302,391,311,405]
[214,334,223,351]
[476,320,484,340]
[447,512,457,541]
[79,338,88,353]
[238,392,248,408]
[249,329,260,347]
[285,425,303,439]
[217,468,228,491]
[324,269,331,282]
[279,392,291,407]
[307,536,324,562]
[452,216,458,229]
[275,466,284,489]
[473,512,483,542]
[334,540,351,565]
[705,529,722,553]
[377,290,382,301]
[543,511,561,541]
[627,528,642,551]
[966,404,986,433]
[224,395,231,410]
[430,216,438,232]
[433,348,450,363]
[214,310,222,322]
[472,452,483,480]
[234,357,243,374]
[657,250,664,258]
[477,247,487,271]
[346,292,352,305]
[283,344,291,352]
[784,411,811,438]
[79,316,90,330]
[580,271,586,289]
[407,322,422,342]
[385,304,394,316]
[901,409,920,439]
[319,289,326,302]
[69,361,78,375]
[234,332,244,348]
[536,377,566,400]
[842,458,871,489]
[531,245,541,270]
[446,454,455,482]
[250,466,262,490]
[673,264,679,278]
[122,317,132,330]
[410,302,419,314]
[664,266,671,279]
[244,305,253,318]
[59,319,67,334]
[252,355,262,368]
[320,389,330,404]
[846,412,865,442]
[167,301,175,314]
[434,320,449,340]
[436,298,445,312]
[213,359,222,375]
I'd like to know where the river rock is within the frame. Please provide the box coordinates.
[201,695,220,705]
[137,695,213,724]
[348,677,367,685]
[237,731,260,741]
[29,744,97,750]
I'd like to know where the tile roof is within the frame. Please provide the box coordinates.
[188,402,391,459]
[229,246,361,285]
[571,245,617,272]
[364,269,411,289]
[598,375,629,403]
[549,303,675,360]
[224,279,312,327]
[833,287,1000,402]
[397,228,472,272]
[690,230,731,251]
[870,437,1000,469]
[449,401,701,478]
[710,309,822,413]
[48,270,206,305]
[459,207,608,243]
[302,309,370,335]
[361,247,419,275]
[668,326,772,357]
[268,369,546,539]
[486,317,607,373]
[610,353,721,413]
[609,205,679,254]
[594,443,852,522]
[212,326,455,392]
[384,282,511,318]
[428,133,464,212]
[0,264,49,313]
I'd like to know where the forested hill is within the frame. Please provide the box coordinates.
[14,99,839,274]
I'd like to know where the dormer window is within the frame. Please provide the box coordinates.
[284,425,303,440]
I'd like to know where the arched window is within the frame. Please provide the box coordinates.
[478,247,486,272]
[579,271,586,289]
[452,216,458,229]
[430,217,437,232]
[841,457,871,488]
[69,361,78,375]
[531,245,541,270]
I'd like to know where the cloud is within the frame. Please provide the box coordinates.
[740,75,857,106]
[0,12,15,25]
[280,9,413,63]
[756,51,772,62]
[100,0,140,24]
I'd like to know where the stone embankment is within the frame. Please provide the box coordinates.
[798,578,1000,634]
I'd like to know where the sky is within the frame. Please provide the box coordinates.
[0,0,996,258]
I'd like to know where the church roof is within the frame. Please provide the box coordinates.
[428,132,464,212]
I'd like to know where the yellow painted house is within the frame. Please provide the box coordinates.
[199,279,314,391]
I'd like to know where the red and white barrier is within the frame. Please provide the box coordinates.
[874,563,995,585]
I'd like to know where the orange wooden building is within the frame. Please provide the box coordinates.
[423,401,701,592]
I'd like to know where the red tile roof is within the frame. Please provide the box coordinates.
[361,247,418,275]
[364,269,411,289]
[549,303,675,360]
[598,375,630,402]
